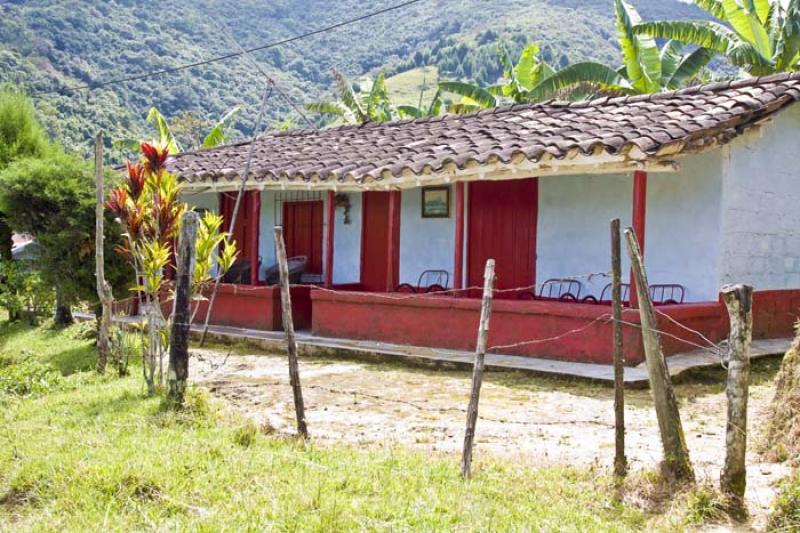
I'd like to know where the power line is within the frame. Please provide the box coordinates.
[31,0,426,98]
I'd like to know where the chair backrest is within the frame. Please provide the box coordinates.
[418,270,449,289]
[222,259,251,285]
[537,278,583,299]
[650,284,685,304]
[599,283,630,303]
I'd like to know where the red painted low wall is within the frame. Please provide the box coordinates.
[312,289,800,364]
[161,283,312,331]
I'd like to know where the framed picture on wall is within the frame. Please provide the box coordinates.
[421,186,450,218]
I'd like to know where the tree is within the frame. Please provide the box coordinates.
[438,43,557,113]
[633,0,800,75]
[524,0,714,100]
[115,106,241,154]
[0,152,132,325]
[305,69,396,124]
[0,87,52,261]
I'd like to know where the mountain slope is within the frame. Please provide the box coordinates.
[0,0,707,158]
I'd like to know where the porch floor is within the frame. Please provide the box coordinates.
[91,314,791,386]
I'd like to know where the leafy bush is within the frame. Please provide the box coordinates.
[0,355,61,395]
[0,260,55,324]
[770,473,800,531]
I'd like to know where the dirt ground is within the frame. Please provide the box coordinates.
[190,345,791,530]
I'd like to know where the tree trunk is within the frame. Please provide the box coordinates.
[94,132,114,374]
[461,258,495,478]
[53,289,73,326]
[625,228,694,482]
[168,212,199,406]
[274,226,308,438]
[720,284,753,517]
[611,218,627,478]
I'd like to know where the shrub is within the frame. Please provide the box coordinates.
[0,356,61,395]
[769,473,800,531]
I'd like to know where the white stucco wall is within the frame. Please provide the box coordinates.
[717,104,800,290]
[537,152,725,302]
[537,174,632,298]
[333,192,362,284]
[399,187,455,286]
[646,151,724,301]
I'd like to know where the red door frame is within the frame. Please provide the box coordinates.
[219,191,261,285]
[282,199,324,275]
[360,191,401,292]
[629,170,648,308]
[324,191,335,287]
[453,182,465,291]
[466,178,539,296]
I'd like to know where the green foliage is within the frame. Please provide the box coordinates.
[769,471,800,531]
[634,0,800,74]
[0,260,54,324]
[683,485,726,525]
[306,69,397,124]
[0,150,131,317]
[0,87,51,170]
[0,355,61,396]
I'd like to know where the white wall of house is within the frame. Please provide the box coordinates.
[399,187,455,286]
[536,151,725,302]
[718,104,800,290]
[537,173,632,298]
[333,192,362,284]
[646,151,724,302]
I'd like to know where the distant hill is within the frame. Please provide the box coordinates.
[0,0,707,158]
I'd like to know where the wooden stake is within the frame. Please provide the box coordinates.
[624,228,694,482]
[168,212,199,405]
[720,284,753,511]
[274,226,308,439]
[461,258,495,478]
[94,132,114,375]
[611,218,627,478]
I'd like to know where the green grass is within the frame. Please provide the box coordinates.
[0,319,655,531]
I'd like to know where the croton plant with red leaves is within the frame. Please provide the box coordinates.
[107,141,237,394]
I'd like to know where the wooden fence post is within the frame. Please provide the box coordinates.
[624,228,694,482]
[274,226,309,439]
[94,132,114,375]
[720,284,753,512]
[461,258,495,478]
[168,211,199,406]
[611,218,627,478]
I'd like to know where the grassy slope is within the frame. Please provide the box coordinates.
[385,66,440,106]
[0,320,647,531]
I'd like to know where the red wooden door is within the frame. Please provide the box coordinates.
[467,178,538,294]
[360,191,398,291]
[219,191,258,260]
[282,200,324,275]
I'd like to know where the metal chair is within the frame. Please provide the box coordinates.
[395,270,450,293]
[598,283,631,304]
[526,278,584,301]
[650,284,685,305]
[596,282,684,305]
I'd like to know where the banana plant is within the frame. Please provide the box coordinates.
[633,0,800,75]
[524,0,714,100]
[115,106,241,154]
[397,74,445,118]
[306,69,397,124]
[437,43,556,113]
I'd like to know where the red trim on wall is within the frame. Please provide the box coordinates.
[630,171,648,308]
[325,191,335,288]
[249,191,261,285]
[386,191,401,292]
[360,192,391,291]
[453,182,465,291]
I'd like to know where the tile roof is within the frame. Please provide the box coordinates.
[169,72,800,190]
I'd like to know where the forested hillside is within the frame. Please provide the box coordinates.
[0,0,705,157]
